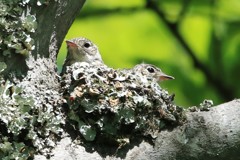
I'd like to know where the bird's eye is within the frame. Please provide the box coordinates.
[83,42,91,48]
[147,67,155,73]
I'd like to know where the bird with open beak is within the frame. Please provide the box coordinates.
[61,37,103,75]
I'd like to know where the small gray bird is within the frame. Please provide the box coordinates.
[132,63,174,82]
[61,37,103,75]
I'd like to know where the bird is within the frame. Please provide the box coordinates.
[132,63,174,83]
[61,37,103,75]
[59,38,181,143]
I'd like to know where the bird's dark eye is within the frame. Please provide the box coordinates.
[84,42,91,48]
[147,67,155,73]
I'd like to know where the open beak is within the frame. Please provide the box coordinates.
[159,73,174,81]
[66,40,77,48]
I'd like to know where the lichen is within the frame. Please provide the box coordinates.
[199,99,213,111]
[0,62,35,159]
[61,62,186,145]
[0,0,50,58]
[188,99,214,112]
[17,57,65,155]
[0,0,66,159]
[0,0,39,58]
[0,57,64,159]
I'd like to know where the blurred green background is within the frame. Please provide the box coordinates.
[57,0,240,107]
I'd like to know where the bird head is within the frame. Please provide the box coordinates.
[66,37,103,64]
[133,63,174,82]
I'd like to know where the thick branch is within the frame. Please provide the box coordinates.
[32,0,86,59]
[1,0,85,78]
[41,99,240,160]
[79,6,144,19]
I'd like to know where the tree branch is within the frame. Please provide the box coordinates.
[32,0,86,59]
[145,0,234,101]
[36,99,240,160]
[79,6,144,19]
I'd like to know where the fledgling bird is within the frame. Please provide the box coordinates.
[61,37,103,75]
[132,63,174,83]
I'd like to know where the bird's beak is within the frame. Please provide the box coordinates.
[159,73,174,81]
[66,40,77,48]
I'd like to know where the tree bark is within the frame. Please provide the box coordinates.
[34,99,240,160]
[32,0,86,58]
[1,0,85,76]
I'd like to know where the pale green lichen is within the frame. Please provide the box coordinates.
[188,99,214,112]
[0,138,34,160]
[0,0,37,57]
[0,60,64,159]
[61,62,186,144]
[0,63,35,159]
[0,1,63,159]
[199,99,213,111]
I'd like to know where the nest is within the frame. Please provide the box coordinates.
[61,62,185,142]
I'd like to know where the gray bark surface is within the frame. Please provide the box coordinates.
[35,100,240,160]
[32,0,86,58]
